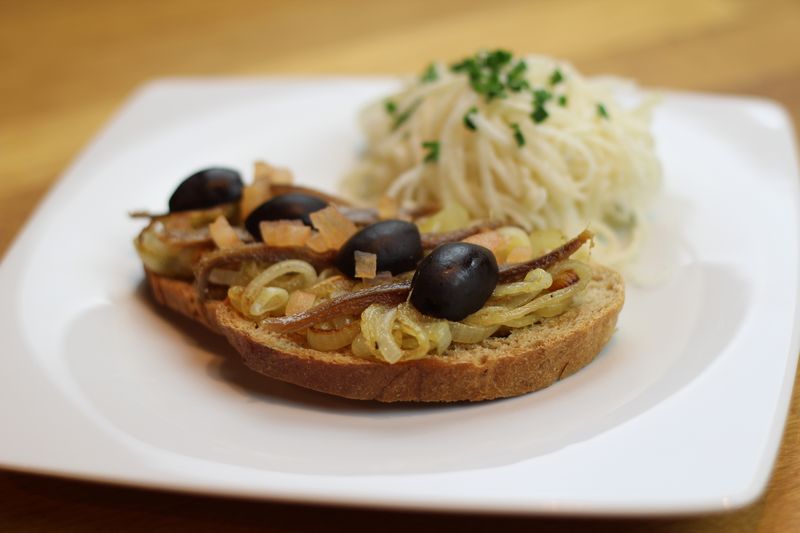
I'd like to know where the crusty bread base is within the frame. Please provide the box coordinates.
[145,270,223,333]
[146,265,624,403]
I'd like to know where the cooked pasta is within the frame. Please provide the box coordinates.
[343,50,661,266]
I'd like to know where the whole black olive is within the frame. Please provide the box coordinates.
[168,168,243,212]
[409,242,499,321]
[244,193,328,240]
[336,220,422,277]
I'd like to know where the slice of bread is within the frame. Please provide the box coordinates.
[145,270,223,333]
[146,265,624,402]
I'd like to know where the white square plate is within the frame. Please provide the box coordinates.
[0,78,798,516]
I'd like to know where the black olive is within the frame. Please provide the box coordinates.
[168,168,243,212]
[409,242,499,321]
[336,220,422,277]
[244,193,328,240]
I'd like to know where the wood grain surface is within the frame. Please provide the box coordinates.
[1,0,798,530]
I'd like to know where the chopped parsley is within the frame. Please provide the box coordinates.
[597,103,610,119]
[421,63,439,83]
[463,106,478,131]
[422,140,440,163]
[511,123,525,147]
[451,49,516,102]
[384,100,397,114]
[478,73,507,101]
[507,61,529,92]
[531,105,549,124]
[533,88,552,106]
[549,69,564,85]
[446,51,564,126]
[485,49,513,69]
[393,99,422,129]
[531,89,552,123]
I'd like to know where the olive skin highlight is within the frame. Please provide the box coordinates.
[410,242,499,321]
[168,168,243,212]
[336,220,423,277]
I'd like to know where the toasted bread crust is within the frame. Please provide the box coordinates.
[220,266,622,402]
[145,265,623,402]
[145,270,223,333]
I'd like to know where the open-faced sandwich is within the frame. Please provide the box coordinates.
[134,162,624,402]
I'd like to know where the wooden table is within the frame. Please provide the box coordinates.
[1,0,798,530]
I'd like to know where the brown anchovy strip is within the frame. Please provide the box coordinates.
[255,229,592,333]
[195,244,337,301]
[129,203,240,224]
[497,229,593,283]
[256,281,412,333]
[196,222,506,299]
[420,221,503,249]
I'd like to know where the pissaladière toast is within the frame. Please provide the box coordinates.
[138,164,625,403]
[144,264,623,402]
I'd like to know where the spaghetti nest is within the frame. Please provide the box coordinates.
[343,50,661,266]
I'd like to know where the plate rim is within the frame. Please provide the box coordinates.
[1,76,798,516]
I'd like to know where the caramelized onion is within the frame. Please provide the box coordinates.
[259,220,312,247]
[285,290,316,316]
[232,231,592,328]
[354,251,378,279]
[209,215,243,249]
[195,244,336,301]
[308,206,358,251]
[420,221,503,249]
[306,320,361,351]
[498,229,592,283]
[265,184,386,225]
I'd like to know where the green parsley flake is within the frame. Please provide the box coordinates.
[530,88,552,124]
[477,76,505,100]
[558,95,568,107]
[384,100,397,114]
[393,99,422,129]
[549,69,564,85]
[507,60,529,92]
[421,63,439,83]
[531,106,549,124]
[597,103,610,119]
[450,57,477,74]
[463,106,478,131]
[485,49,512,69]
[450,49,516,102]
[422,140,440,163]
[511,123,525,147]
[533,88,552,105]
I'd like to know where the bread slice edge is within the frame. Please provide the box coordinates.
[145,265,624,402]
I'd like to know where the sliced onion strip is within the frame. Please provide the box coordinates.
[448,321,498,344]
[498,229,592,282]
[375,306,403,364]
[306,320,361,351]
